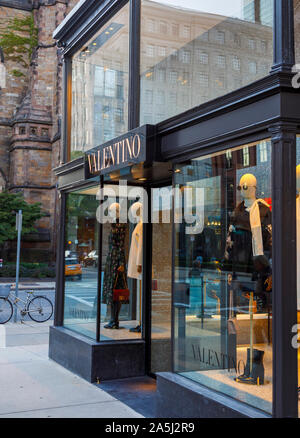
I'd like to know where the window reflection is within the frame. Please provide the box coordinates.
[63,186,99,339]
[70,4,129,160]
[174,141,273,413]
[140,0,273,125]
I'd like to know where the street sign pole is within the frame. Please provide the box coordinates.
[14,210,22,323]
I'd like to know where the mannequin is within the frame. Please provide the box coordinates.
[102,202,128,329]
[128,202,143,332]
[296,165,300,311]
[225,173,272,385]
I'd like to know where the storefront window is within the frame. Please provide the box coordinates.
[70,3,129,161]
[140,0,274,125]
[173,141,273,413]
[63,186,99,339]
[99,183,144,341]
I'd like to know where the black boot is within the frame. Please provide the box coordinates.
[235,348,251,380]
[104,320,119,329]
[235,349,265,385]
[104,302,120,329]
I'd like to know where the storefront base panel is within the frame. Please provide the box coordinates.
[49,326,146,383]
[156,372,271,418]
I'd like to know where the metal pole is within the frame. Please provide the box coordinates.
[14,210,22,323]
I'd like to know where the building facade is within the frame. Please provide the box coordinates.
[50,0,300,418]
[0,0,80,262]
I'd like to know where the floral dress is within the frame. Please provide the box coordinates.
[102,222,128,304]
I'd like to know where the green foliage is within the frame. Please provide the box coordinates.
[0,191,46,245]
[0,262,55,278]
[70,150,84,161]
[0,13,38,77]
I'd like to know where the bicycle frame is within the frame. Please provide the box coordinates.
[7,290,36,315]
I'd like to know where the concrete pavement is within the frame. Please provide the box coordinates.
[0,320,143,418]
[0,281,55,290]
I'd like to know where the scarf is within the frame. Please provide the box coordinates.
[248,199,270,256]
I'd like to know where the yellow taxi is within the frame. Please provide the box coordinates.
[65,257,82,280]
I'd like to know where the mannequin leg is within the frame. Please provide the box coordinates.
[104,301,121,329]
[105,303,112,322]
[104,301,117,328]
[113,301,122,328]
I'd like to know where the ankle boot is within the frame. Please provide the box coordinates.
[235,349,265,385]
[236,348,251,379]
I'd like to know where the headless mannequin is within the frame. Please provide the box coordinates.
[128,202,143,279]
[128,202,143,332]
[104,202,126,330]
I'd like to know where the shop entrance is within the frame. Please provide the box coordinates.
[149,184,173,374]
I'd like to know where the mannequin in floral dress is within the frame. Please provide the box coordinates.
[103,203,128,329]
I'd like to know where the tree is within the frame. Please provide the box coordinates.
[0,13,38,77]
[0,191,46,246]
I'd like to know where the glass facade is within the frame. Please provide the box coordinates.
[55,0,300,417]
[173,141,273,413]
[63,186,99,339]
[140,0,273,125]
[99,184,144,340]
[70,3,129,160]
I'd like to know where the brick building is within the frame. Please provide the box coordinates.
[0,0,79,262]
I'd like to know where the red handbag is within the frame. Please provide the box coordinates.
[113,270,130,302]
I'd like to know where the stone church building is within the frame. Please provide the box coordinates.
[0,0,79,262]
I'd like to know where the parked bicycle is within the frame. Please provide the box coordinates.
[0,285,53,324]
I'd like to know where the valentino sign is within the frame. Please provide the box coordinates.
[85,126,150,179]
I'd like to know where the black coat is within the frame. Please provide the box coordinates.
[226,200,272,276]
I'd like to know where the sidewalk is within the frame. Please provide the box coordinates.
[0,321,143,418]
[0,281,55,290]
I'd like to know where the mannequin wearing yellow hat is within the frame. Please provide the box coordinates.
[225,173,272,385]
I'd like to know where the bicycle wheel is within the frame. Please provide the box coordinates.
[27,296,53,322]
[0,297,13,324]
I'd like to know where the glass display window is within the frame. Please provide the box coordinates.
[99,184,145,341]
[173,140,273,413]
[140,0,274,125]
[63,186,100,339]
[70,3,129,161]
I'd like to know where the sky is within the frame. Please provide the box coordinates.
[150,0,244,18]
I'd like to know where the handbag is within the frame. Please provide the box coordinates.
[113,270,130,302]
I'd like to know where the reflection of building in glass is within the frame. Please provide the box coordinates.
[243,0,273,26]
[71,7,129,159]
[140,0,273,125]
